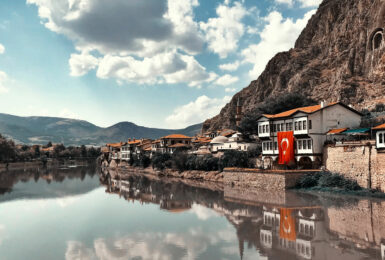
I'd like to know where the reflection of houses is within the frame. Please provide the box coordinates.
[257,102,362,167]
[160,200,192,213]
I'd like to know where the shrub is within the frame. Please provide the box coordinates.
[295,171,362,191]
[151,152,172,170]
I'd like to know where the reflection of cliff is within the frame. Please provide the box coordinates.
[105,174,385,260]
[0,166,99,202]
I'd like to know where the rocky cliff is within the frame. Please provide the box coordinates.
[203,0,385,132]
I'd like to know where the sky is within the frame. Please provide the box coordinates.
[0,0,321,129]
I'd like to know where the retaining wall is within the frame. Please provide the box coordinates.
[324,144,385,191]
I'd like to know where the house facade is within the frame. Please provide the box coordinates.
[158,134,192,154]
[257,102,362,166]
[210,132,257,152]
[373,123,385,149]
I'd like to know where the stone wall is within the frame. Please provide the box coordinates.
[324,144,385,191]
[223,169,307,191]
[327,200,385,247]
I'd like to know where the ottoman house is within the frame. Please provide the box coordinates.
[257,102,362,167]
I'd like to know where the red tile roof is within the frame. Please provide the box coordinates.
[263,102,340,119]
[107,142,124,148]
[373,123,385,130]
[327,128,348,135]
[168,143,190,148]
[162,134,192,139]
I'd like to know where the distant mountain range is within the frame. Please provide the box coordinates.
[0,113,202,146]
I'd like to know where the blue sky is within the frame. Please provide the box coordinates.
[0,0,320,129]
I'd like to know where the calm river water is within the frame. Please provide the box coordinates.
[0,166,385,260]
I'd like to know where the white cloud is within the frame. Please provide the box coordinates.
[190,204,220,220]
[0,225,5,246]
[200,1,248,58]
[215,74,239,86]
[0,44,4,54]
[276,0,294,6]
[219,61,240,71]
[0,71,9,94]
[298,0,322,8]
[242,10,316,78]
[225,87,236,92]
[166,95,231,128]
[96,51,216,87]
[27,0,215,87]
[69,51,99,76]
[59,108,80,119]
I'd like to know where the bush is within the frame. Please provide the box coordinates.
[295,171,361,191]
[218,150,250,171]
[151,152,172,170]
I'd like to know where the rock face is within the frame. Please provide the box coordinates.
[203,0,385,132]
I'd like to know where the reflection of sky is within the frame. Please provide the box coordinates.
[0,187,264,260]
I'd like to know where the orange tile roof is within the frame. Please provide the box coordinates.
[127,140,141,145]
[168,143,190,148]
[263,102,339,119]
[373,123,385,130]
[107,142,124,148]
[327,128,348,135]
[162,134,192,139]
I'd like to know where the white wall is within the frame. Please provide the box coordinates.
[377,130,385,149]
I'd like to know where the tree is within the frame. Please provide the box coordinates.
[80,145,87,158]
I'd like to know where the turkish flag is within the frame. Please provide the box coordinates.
[278,131,294,165]
[279,208,296,241]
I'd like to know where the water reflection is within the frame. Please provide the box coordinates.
[104,172,385,260]
[1,168,385,259]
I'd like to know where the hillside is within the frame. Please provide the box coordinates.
[203,0,385,132]
[0,113,202,146]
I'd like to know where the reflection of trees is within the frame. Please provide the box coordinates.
[0,165,99,195]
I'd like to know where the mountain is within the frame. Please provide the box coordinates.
[202,0,385,132]
[0,113,202,146]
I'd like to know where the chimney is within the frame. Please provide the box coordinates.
[128,138,131,142]
[321,101,325,108]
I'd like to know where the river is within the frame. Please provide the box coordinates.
[0,166,384,260]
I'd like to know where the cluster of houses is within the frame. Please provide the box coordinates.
[103,101,385,168]
[103,129,256,162]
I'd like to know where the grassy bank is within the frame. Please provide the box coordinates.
[294,171,385,198]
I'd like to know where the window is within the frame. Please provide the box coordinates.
[295,122,298,131]
[269,142,273,150]
[380,133,383,144]
[286,123,290,131]
[303,140,307,149]
[308,140,312,149]
[299,121,302,130]
[277,124,281,132]
[274,142,278,150]
[259,125,262,134]
[309,120,312,130]
[281,123,285,131]
[273,124,277,132]
[303,121,307,130]
[298,140,302,150]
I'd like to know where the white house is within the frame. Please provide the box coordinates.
[257,102,362,167]
[210,132,256,152]
[373,123,385,149]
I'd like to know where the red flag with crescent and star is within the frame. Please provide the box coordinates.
[279,208,296,241]
[278,131,294,165]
